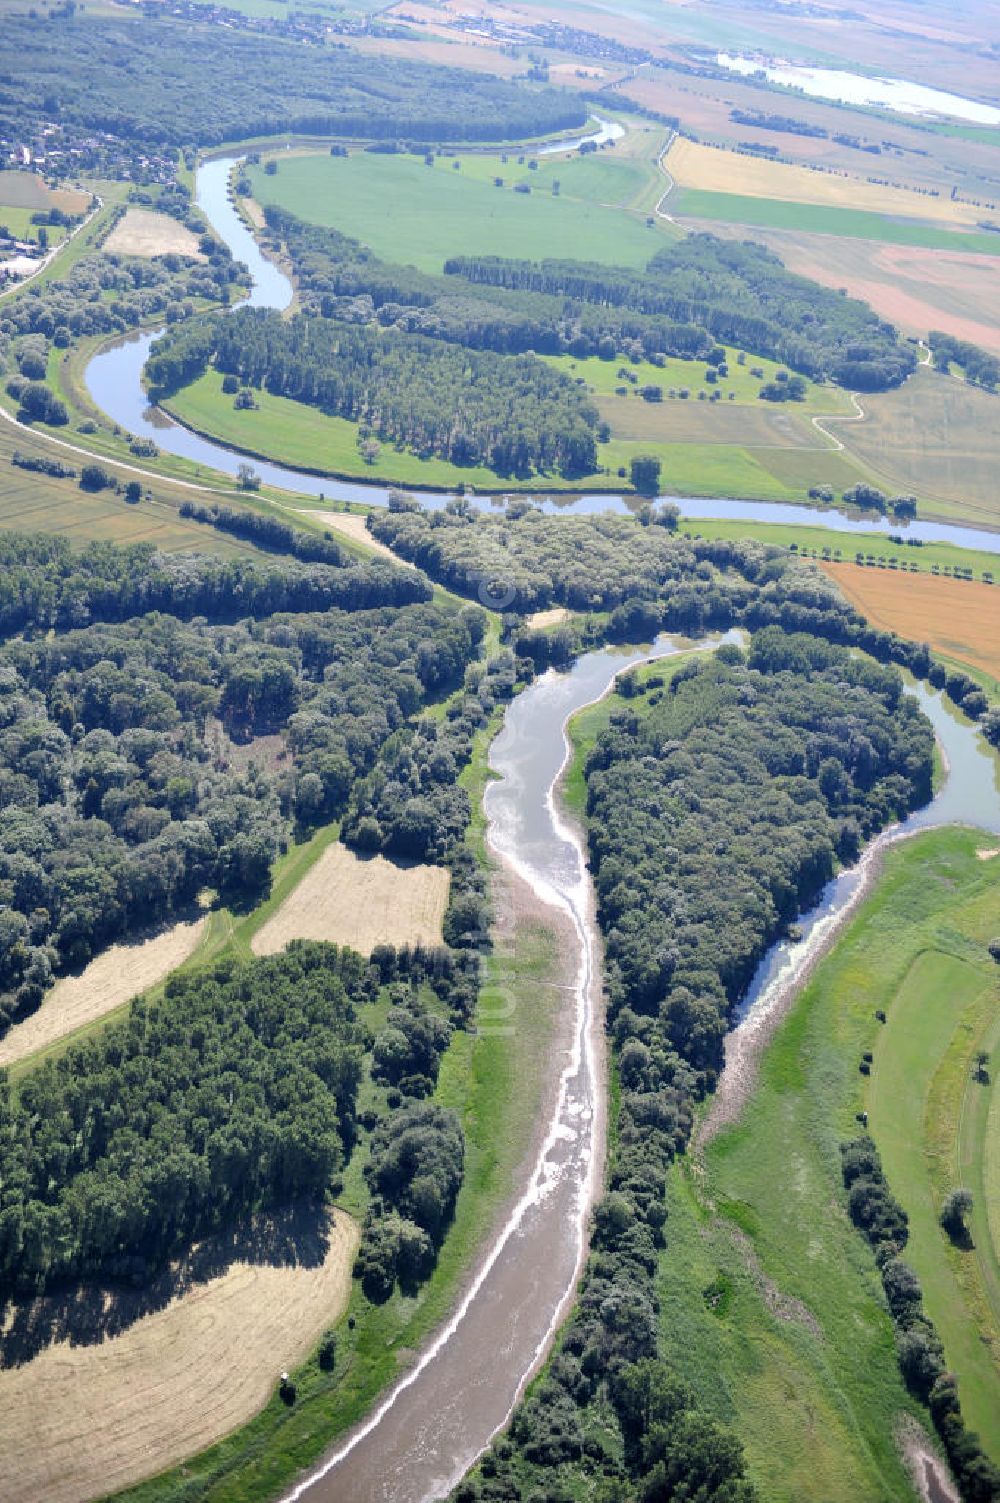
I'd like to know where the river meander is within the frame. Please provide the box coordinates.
[81,154,1000,554]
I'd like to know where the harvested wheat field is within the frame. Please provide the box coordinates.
[665,138,981,227]
[0,917,208,1068]
[253,842,450,957]
[304,509,415,566]
[104,207,205,260]
[0,1205,356,1503]
[527,607,570,630]
[822,563,1000,682]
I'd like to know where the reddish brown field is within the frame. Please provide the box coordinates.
[744,233,1000,356]
[822,563,1000,682]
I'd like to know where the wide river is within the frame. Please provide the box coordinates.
[82,140,1000,1503]
[82,154,1000,554]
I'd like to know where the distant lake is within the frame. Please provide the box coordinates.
[717,53,1000,126]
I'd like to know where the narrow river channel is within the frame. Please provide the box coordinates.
[277,633,728,1503]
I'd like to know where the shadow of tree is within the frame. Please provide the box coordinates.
[0,1201,331,1370]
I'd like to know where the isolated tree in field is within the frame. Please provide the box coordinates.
[236,462,260,490]
[940,1187,973,1241]
[989,938,1000,963]
[630,455,661,496]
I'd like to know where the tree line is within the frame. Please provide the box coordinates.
[147,307,601,480]
[842,1138,1000,1500]
[445,236,916,390]
[264,207,716,365]
[0,532,427,641]
[7,14,586,154]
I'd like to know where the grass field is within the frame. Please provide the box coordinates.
[246,142,668,273]
[0,1206,357,1503]
[672,190,1000,256]
[164,360,861,501]
[870,948,1000,1455]
[545,347,853,413]
[841,368,1000,531]
[666,828,1000,1493]
[825,563,1000,681]
[251,842,450,956]
[665,138,985,228]
[0,917,208,1069]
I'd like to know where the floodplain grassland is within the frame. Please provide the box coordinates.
[246,130,670,274]
[840,368,1000,531]
[544,346,854,412]
[663,828,1000,1495]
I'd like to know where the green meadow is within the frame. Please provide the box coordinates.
[671,188,1000,254]
[247,146,667,272]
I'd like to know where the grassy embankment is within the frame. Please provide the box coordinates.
[565,660,1000,1495]
[657,826,1000,1496]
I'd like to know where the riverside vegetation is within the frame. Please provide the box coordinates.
[451,632,938,1502]
[0,503,997,1496]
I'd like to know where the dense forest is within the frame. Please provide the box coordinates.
[6,14,586,157]
[0,944,366,1289]
[366,505,1000,746]
[1,247,242,348]
[0,533,427,638]
[146,307,600,478]
[446,238,916,390]
[453,634,933,1502]
[0,532,484,1030]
